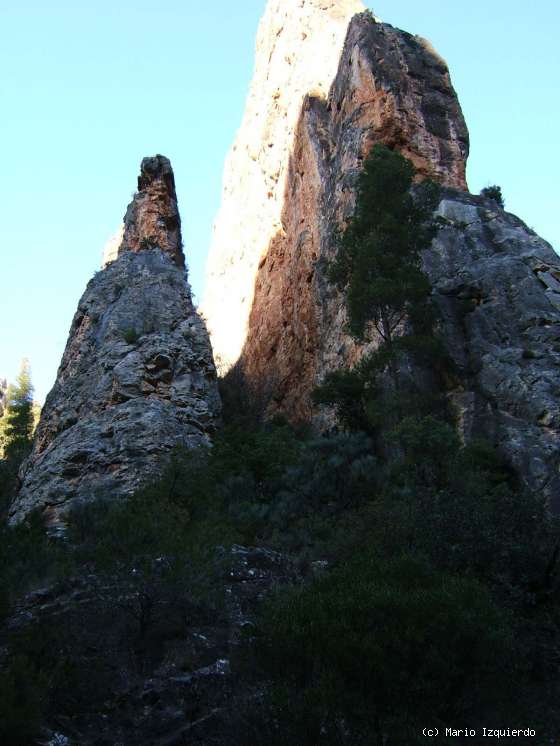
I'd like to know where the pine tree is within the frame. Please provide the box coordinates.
[313,144,443,430]
[0,359,35,467]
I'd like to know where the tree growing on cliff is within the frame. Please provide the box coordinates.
[313,144,443,429]
[0,359,35,467]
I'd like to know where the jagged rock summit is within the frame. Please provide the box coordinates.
[10,156,220,526]
[102,155,184,268]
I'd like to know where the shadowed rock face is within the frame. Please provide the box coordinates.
[10,157,220,526]
[428,193,560,508]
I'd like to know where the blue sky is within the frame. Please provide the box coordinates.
[1,0,558,402]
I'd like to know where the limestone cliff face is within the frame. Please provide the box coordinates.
[204,0,369,372]
[203,4,468,374]
[205,3,559,505]
[10,156,220,525]
[426,194,560,507]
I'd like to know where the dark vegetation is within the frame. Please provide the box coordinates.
[480,184,505,208]
[1,148,558,743]
[0,358,35,518]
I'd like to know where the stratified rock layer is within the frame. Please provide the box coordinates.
[11,156,220,525]
[204,5,468,372]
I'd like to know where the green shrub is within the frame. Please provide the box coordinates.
[480,185,504,208]
[0,511,71,622]
[122,327,140,344]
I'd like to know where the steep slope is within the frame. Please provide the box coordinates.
[10,156,220,526]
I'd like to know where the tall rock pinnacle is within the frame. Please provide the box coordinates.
[203,0,468,373]
[10,156,220,526]
[204,0,369,372]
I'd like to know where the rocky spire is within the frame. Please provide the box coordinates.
[103,154,184,268]
[10,156,220,527]
[203,0,369,373]
[203,0,468,374]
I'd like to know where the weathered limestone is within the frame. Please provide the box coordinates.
[10,156,220,525]
[204,2,559,505]
[203,4,468,374]
[427,192,560,508]
[204,0,369,373]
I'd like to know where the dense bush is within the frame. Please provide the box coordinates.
[480,185,505,208]
[254,554,515,744]
[0,511,70,622]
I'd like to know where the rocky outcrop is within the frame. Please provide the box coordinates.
[239,118,560,503]
[427,192,560,508]
[204,3,559,505]
[203,3,468,373]
[102,155,183,268]
[0,545,296,746]
[1,545,297,746]
[10,156,220,525]
[204,0,369,373]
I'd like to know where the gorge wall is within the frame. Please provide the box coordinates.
[10,156,220,526]
[204,1,560,505]
[204,2,468,376]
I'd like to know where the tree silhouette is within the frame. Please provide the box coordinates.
[0,359,35,467]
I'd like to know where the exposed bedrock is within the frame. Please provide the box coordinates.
[203,6,469,373]
[205,3,558,505]
[10,156,220,526]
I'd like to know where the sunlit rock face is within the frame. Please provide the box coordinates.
[203,0,369,372]
[10,156,220,526]
[204,2,559,505]
[102,155,184,268]
[238,13,470,423]
[203,4,468,374]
